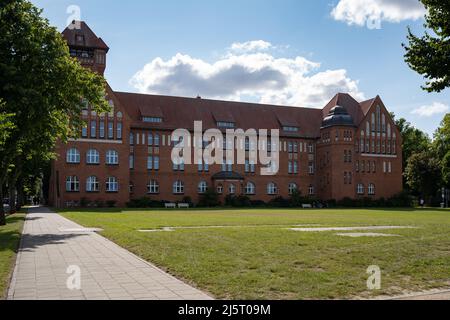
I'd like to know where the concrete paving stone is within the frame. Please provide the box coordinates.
[7,207,213,301]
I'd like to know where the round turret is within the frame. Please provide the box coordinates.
[321,105,355,128]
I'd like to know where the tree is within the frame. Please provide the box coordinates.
[0,0,109,225]
[403,1,450,92]
[405,151,442,200]
[434,114,450,187]
[394,117,431,189]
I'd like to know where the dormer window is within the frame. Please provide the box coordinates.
[142,117,163,123]
[283,126,299,132]
[217,121,235,129]
[75,34,84,43]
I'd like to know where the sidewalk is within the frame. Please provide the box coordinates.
[7,207,212,300]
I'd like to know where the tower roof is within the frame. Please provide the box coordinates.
[62,21,109,52]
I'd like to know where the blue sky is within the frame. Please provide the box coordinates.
[31,0,449,136]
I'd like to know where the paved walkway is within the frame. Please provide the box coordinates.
[7,207,212,300]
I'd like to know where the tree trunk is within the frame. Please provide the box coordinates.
[16,181,24,212]
[0,184,5,226]
[8,178,16,215]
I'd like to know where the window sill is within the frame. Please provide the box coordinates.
[106,191,119,193]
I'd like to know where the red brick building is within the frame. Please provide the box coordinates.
[49,22,403,208]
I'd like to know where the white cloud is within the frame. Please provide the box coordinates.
[230,40,273,53]
[331,0,426,26]
[130,44,365,108]
[411,102,449,117]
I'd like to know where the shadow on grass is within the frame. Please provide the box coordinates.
[0,230,22,254]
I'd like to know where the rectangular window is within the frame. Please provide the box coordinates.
[117,123,122,139]
[82,125,88,138]
[294,161,298,174]
[99,121,105,138]
[108,122,114,139]
[142,117,163,123]
[129,155,134,169]
[90,120,96,138]
[283,126,299,132]
[147,156,153,170]
[308,162,314,174]
[217,121,235,129]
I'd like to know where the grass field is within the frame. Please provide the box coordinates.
[60,208,450,299]
[0,214,25,299]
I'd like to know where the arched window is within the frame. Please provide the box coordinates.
[371,114,376,133]
[393,133,397,154]
[382,114,386,133]
[245,182,256,195]
[86,176,99,192]
[86,149,100,164]
[66,176,79,192]
[308,185,315,196]
[106,177,119,192]
[116,111,123,119]
[376,106,381,132]
[229,184,236,195]
[288,183,298,195]
[387,124,392,138]
[217,184,224,194]
[198,181,208,194]
[173,180,184,194]
[366,121,370,136]
[106,150,119,165]
[117,122,122,139]
[66,148,80,163]
[147,180,159,194]
[267,182,278,195]
[368,183,375,195]
[357,184,365,195]
[360,131,365,152]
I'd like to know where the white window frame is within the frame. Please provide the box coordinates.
[66,176,79,192]
[245,182,256,195]
[86,176,99,192]
[147,180,160,194]
[66,148,80,163]
[267,182,278,195]
[106,177,119,192]
[198,181,208,194]
[173,180,184,194]
[86,149,100,164]
[106,150,119,165]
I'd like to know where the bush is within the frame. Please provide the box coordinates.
[224,195,252,207]
[198,189,221,207]
[80,197,91,208]
[250,200,266,207]
[268,196,290,208]
[182,196,193,207]
[126,197,167,208]
[106,200,117,208]
[94,199,105,208]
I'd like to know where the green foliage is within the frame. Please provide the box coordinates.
[106,200,117,208]
[126,197,165,208]
[395,117,431,169]
[0,0,110,223]
[198,189,221,207]
[405,151,442,198]
[403,0,450,92]
[225,195,252,207]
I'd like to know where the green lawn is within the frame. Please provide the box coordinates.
[60,208,450,299]
[0,214,25,299]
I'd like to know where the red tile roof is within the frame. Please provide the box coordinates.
[62,21,109,51]
[114,92,325,138]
